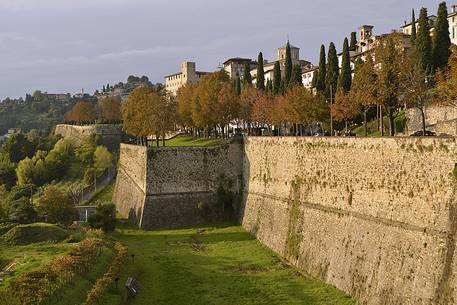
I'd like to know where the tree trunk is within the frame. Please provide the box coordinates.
[162,131,166,147]
[380,106,384,137]
[388,109,395,137]
[364,109,368,137]
[156,133,159,147]
[419,107,426,135]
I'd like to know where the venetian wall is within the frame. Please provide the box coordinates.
[407,105,457,135]
[114,142,243,230]
[240,136,457,305]
[54,124,123,150]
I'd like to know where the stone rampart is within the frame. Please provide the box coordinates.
[240,136,457,305]
[114,142,243,229]
[407,105,457,135]
[54,124,123,150]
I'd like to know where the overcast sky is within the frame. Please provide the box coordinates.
[0,0,442,100]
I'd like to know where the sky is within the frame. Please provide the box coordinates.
[0,0,442,100]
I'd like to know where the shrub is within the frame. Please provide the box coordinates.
[89,203,116,231]
[8,198,37,224]
[36,185,78,225]
[82,242,128,305]
[0,222,17,236]
[3,223,70,245]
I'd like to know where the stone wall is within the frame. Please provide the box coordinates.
[407,105,457,135]
[240,136,457,305]
[113,142,243,229]
[54,124,123,150]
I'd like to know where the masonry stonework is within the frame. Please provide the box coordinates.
[114,142,243,230]
[114,136,457,304]
[240,136,457,305]
[54,124,123,149]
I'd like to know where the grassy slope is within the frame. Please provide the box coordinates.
[84,180,115,205]
[106,224,355,305]
[161,135,221,147]
[0,241,73,288]
[353,110,406,137]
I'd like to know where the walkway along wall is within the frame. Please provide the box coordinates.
[240,137,457,305]
[113,142,243,229]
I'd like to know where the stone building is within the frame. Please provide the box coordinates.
[301,66,318,90]
[164,61,210,96]
[402,5,457,45]
[223,58,257,80]
[250,42,312,86]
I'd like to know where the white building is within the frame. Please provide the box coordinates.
[223,58,256,80]
[250,42,312,86]
[302,66,318,90]
[164,61,209,96]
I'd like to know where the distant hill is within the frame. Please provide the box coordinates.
[95,75,163,102]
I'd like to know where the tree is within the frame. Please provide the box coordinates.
[375,33,406,136]
[0,158,16,189]
[332,89,360,131]
[65,101,97,124]
[311,71,318,88]
[0,133,34,163]
[285,86,328,134]
[243,62,252,86]
[290,64,302,87]
[316,45,327,93]
[216,83,240,138]
[89,203,116,231]
[94,146,113,173]
[251,90,275,133]
[350,54,377,136]
[239,86,258,132]
[338,38,352,92]
[284,41,293,87]
[37,185,77,225]
[8,198,37,224]
[326,42,339,98]
[75,135,98,165]
[416,7,433,72]
[349,32,357,51]
[176,84,196,130]
[436,45,457,107]
[235,76,242,96]
[411,9,417,45]
[273,61,282,95]
[433,2,451,70]
[99,97,122,123]
[403,52,434,134]
[256,52,265,90]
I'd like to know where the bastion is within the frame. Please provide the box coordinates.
[114,136,457,304]
[54,124,123,150]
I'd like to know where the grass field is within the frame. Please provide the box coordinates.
[161,135,221,147]
[0,240,73,288]
[85,180,116,205]
[353,110,406,137]
[107,224,356,305]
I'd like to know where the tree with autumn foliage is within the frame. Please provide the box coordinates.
[332,89,360,132]
[176,84,197,133]
[216,83,240,138]
[64,101,97,124]
[284,86,328,135]
[251,90,275,134]
[98,97,122,123]
[350,54,377,136]
[436,45,457,107]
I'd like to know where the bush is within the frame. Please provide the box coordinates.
[8,198,37,224]
[36,185,78,225]
[84,167,97,186]
[3,223,70,245]
[88,203,116,231]
[0,222,17,236]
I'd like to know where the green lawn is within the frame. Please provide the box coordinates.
[105,224,356,305]
[0,240,73,288]
[160,135,221,147]
[84,180,116,205]
[353,109,406,137]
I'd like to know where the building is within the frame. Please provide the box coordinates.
[250,42,312,86]
[402,4,457,45]
[302,66,318,90]
[165,61,210,96]
[223,58,257,80]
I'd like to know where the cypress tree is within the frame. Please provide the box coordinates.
[311,71,318,88]
[284,41,293,87]
[273,61,281,95]
[411,9,417,45]
[316,45,326,93]
[433,2,451,70]
[235,76,241,95]
[325,42,339,98]
[267,79,273,93]
[338,38,352,92]
[416,7,433,72]
[256,52,265,90]
[291,64,302,86]
[349,32,357,51]
[102,85,106,93]
[280,79,285,95]
[243,62,252,86]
